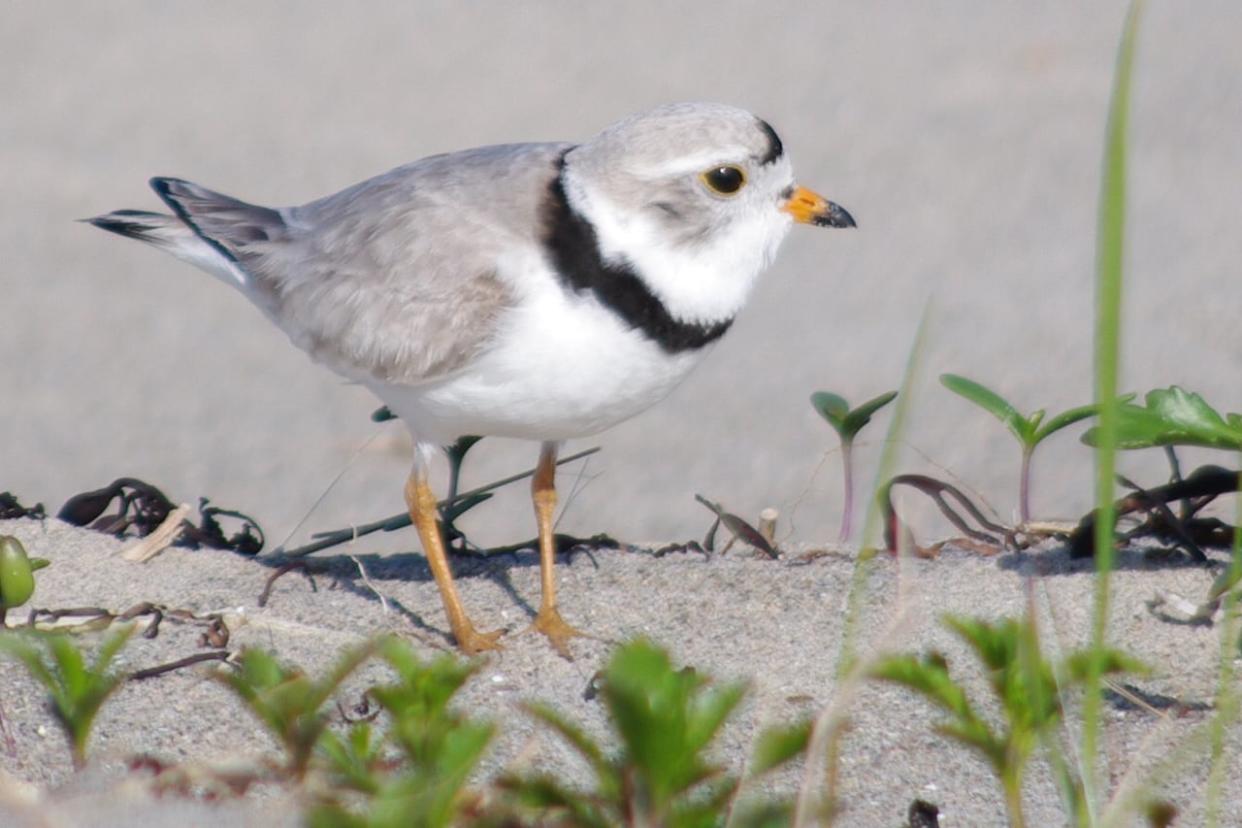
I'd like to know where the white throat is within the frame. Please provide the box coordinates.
[563,173,792,325]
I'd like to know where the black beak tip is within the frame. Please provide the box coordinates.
[816,202,857,229]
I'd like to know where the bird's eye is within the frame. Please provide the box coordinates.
[700,165,746,196]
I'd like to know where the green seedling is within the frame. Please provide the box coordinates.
[1081,386,1242,452]
[0,535,50,626]
[315,720,386,798]
[218,643,376,780]
[0,624,135,768]
[311,636,494,828]
[940,374,1102,523]
[1069,388,1242,562]
[810,390,897,542]
[501,639,810,828]
[870,614,1144,828]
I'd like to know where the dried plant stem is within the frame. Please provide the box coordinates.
[119,503,190,562]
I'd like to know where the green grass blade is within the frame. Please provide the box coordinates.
[1204,456,1242,827]
[836,303,930,677]
[749,719,812,778]
[1082,0,1143,816]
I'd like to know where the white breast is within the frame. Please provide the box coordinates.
[369,254,707,445]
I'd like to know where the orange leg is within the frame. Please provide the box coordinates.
[404,468,502,654]
[529,441,587,657]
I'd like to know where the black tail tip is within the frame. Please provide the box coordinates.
[82,210,164,241]
[149,176,190,198]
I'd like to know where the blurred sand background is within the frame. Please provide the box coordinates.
[4,1,1241,551]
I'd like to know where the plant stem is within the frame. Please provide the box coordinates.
[1019,446,1033,524]
[1002,769,1027,828]
[838,439,855,543]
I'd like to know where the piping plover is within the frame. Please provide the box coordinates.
[87,102,855,656]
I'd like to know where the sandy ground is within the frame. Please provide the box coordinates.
[0,517,1238,826]
[4,1,1242,825]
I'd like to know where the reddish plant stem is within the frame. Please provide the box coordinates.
[839,439,855,543]
[1019,447,1033,524]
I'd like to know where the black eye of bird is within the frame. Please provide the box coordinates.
[700,165,746,196]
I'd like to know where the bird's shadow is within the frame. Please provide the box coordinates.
[247,541,618,643]
[996,541,1228,576]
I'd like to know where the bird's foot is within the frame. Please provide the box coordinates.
[452,621,505,655]
[529,606,589,660]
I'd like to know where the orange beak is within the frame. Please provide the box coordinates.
[782,185,856,228]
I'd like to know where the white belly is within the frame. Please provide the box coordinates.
[369,285,708,446]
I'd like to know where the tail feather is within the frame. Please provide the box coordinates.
[83,210,184,246]
[150,177,286,265]
[86,178,287,292]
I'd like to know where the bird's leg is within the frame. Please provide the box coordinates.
[529,441,587,657]
[404,465,502,654]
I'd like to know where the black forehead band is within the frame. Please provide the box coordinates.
[755,118,784,166]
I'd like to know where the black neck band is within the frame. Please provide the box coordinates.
[540,153,732,354]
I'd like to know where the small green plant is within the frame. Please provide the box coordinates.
[218,642,376,780]
[311,637,495,828]
[0,535,50,626]
[501,638,810,827]
[810,390,898,541]
[1082,385,1242,825]
[940,374,1100,523]
[1082,386,1242,452]
[0,624,135,768]
[870,614,1144,828]
[1073,387,1242,562]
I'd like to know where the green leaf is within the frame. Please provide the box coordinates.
[686,681,747,757]
[497,773,609,828]
[870,652,976,723]
[811,390,897,442]
[842,390,899,437]
[317,722,383,795]
[870,649,1004,770]
[521,701,610,779]
[749,718,812,777]
[1082,387,1242,450]
[1063,648,1148,683]
[730,799,798,828]
[1033,403,1102,444]
[515,640,750,825]
[940,374,1033,445]
[1207,565,1242,602]
[218,642,376,778]
[667,776,741,828]
[810,391,849,435]
[0,626,134,767]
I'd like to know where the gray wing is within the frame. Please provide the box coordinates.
[153,141,571,386]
